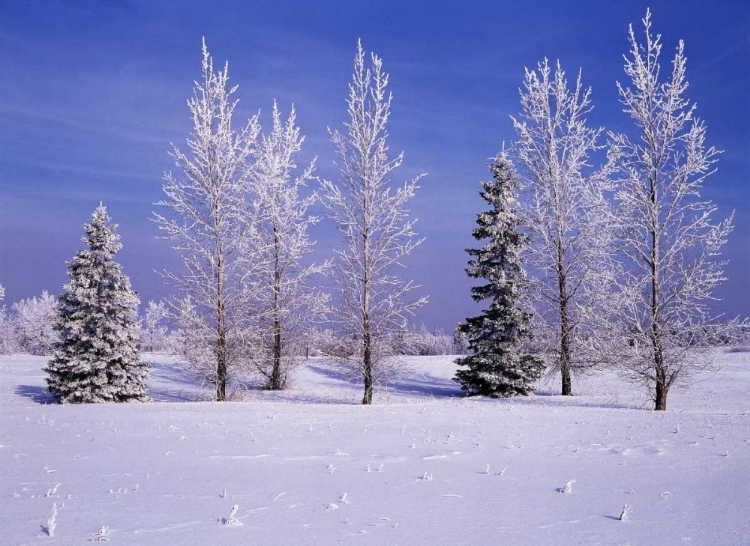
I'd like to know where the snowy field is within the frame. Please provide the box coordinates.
[1,352,749,545]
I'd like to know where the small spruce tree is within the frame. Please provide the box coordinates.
[46,205,149,403]
[455,153,544,396]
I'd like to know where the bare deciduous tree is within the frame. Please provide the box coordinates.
[153,39,261,401]
[512,59,614,395]
[320,41,427,405]
[608,10,734,410]
[249,102,329,390]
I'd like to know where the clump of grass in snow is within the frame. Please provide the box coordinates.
[221,505,243,526]
[45,503,58,537]
[619,504,632,521]
[46,483,61,498]
[89,526,110,542]
[560,480,576,493]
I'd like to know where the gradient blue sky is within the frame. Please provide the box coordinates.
[1,0,748,332]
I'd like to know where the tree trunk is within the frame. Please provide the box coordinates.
[557,243,573,396]
[654,380,668,411]
[362,260,373,405]
[362,211,373,405]
[216,333,227,401]
[215,233,227,402]
[271,315,282,389]
[216,301,227,401]
[362,327,373,405]
[270,230,282,390]
[649,174,665,411]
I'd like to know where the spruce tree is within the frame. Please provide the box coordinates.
[455,153,544,396]
[46,205,149,403]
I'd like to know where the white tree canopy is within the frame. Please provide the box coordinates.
[153,39,262,401]
[511,59,615,395]
[608,10,735,410]
[320,40,427,404]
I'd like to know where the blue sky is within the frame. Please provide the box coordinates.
[0,0,747,332]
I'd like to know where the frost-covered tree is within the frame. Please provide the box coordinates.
[154,39,261,401]
[320,40,427,404]
[0,285,18,354]
[45,205,148,403]
[455,153,544,397]
[140,300,169,353]
[608,10,734,410]
[249,102,329,390]
[511,59,613,396]
[13,291,59,355]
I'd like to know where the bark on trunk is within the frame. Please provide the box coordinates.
[362,322,373,405]
[270,230,282,390]
[557,243,573,396]
[215,224,227,401]
[649,174,666,411]
[362,208,373,405]
[216,293,227,401]
[654,380,668,411]
[216,327,227,401]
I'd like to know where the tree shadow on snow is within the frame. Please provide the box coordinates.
[516,389,645,411]
[384,373,463,399]
[307,364,463,400]
[305,363,360,385]
[15,384,56,404]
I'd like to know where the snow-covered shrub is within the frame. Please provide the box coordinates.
[410,326,454,356]
[139,300,170,353]
[13,291,58,355]
[170,297,259,393]
[0,305,19,354]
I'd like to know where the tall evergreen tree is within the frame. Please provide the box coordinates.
[455,153,544,397]
[46,205,149,403]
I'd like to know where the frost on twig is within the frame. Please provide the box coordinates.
[320,40,427,405]
[608,9,737,410]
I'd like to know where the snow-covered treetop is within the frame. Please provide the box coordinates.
[82,204,122,259]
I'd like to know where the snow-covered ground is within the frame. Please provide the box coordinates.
[1,352,748,545]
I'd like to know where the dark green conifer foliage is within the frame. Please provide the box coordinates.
[455,153,544,396]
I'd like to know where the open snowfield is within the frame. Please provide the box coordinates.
[1,352,749,545]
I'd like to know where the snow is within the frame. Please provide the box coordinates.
[1,351,749,544]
